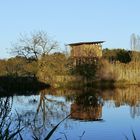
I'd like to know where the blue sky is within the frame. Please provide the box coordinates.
[0,0,140,58]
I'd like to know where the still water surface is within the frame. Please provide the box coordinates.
[1,86,140,140]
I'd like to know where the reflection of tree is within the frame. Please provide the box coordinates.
[2,86,140,139]
[35,89,67,123]
[70,89,103,121]
[0,97,13,120]
[101,86,140,118]
[130,106,140,119]
[0,97,22,139]
[58,86,140,119]
[27,89,69,139]
[11,88,70,139]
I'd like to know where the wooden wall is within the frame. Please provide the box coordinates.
[70,44,102,58]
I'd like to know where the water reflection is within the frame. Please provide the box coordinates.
[0,86,140,139]
[0,97,13,126]
[0,97,24,139]
[70,89,103,121]
[100,86,140,118]
[34,89,69,126]
[13,89,70,139]
[60,86,140,119]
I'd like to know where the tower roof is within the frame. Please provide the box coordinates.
[67,41,105,46]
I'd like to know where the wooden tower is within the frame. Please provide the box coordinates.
[68,41,104,66]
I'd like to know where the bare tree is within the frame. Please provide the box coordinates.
[11,31,58,60]
[130,33,140,61]
[131,33,140,52]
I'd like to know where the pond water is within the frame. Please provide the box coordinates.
[1,86,140,140]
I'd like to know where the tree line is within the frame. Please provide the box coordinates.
[0,31,140,85]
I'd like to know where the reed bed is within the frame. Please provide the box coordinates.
[112,61,140,84]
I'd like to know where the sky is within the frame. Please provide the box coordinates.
[0,0,140,58]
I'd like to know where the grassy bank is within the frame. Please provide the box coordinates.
[112,61,140,84]
[0,54,140,90]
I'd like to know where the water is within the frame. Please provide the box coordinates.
[0,86,140,140]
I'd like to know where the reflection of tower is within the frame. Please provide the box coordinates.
[70,89,103,121]
[71,103,102,121]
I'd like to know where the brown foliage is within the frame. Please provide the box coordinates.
[98,59,117,80]
[37,53,69,84]
[0,57,38,77]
